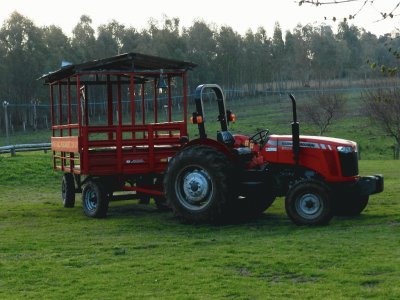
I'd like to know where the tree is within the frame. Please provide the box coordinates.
[310,25,349,84]
[271,22,285,88]
[300,93,346,135]
[41,25,72,72]
[242,27,272,92]
[284,25,312,85]
[337,21,363,76]
[120,26,140,53]
[71,15,96,62]
[363,88,400,159]
[183,20,217,84]
[146,16,186,59]
[96,20,125,57]
[214,26,242,88]
[0,11,46,128]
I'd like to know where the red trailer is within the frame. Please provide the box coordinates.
[40,52,196,217]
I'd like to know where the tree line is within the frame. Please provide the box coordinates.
[0,11,399,132]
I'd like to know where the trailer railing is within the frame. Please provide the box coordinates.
[0,143,51,156]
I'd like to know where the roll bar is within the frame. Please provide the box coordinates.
[193,84,229,139]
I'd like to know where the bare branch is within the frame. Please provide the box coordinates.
[298,0,360,5]
[298,0,400,22]
[300,93,346,135]
[363,89,400,146]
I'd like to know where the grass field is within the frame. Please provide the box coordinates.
[0,152,399,299]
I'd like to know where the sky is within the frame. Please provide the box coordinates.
[0,0,399,37]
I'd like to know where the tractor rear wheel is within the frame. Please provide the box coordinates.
[285,179,333,226]
[61,173,75,208]
[82,180,109,218]
[334,195,369,216]
[164,146,236,223]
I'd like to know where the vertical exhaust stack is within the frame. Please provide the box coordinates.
[289,94,300,165]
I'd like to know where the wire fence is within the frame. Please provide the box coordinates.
[0,84,399,138]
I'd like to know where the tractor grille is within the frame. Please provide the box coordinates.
[339,152,359,177]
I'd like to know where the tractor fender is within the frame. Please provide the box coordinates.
[180,138,236,160]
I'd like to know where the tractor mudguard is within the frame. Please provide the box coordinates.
[182,138,233,156]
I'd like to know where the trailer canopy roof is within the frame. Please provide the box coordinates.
[39,52,197,84]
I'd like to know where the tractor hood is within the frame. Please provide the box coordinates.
[267,135,357,152]
[263,135,359,182]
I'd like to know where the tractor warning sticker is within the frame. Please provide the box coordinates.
[274,141,332,150]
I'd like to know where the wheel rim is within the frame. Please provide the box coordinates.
[175,166,213,211]
[295,193,323,219]
[84,187,97,212]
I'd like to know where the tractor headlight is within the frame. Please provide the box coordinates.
[337,146,354,153]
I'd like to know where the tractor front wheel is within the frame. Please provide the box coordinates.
[164,146,235,223]
[82,180,109,218]
[285,180,333,226]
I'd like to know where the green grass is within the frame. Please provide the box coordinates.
[0,152,399,299]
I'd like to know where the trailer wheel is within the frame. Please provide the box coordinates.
[164,146,235,223]
[82,180,109,218]
[61,173,75,208]
[334,195,369,216]
[285,180,333,225]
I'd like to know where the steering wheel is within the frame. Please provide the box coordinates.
[249,129,270,145]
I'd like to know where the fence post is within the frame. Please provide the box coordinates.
[3,101,10,145]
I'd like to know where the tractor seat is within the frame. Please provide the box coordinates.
[217,130,235,146]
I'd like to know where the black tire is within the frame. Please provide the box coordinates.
[61,173,75,208]
[164,146,236,223]
[82,180,109,218]
[285,179,333,226]
[334,195,369,216]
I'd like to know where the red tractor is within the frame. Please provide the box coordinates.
[163,84,383,225]
[41,53,383,225]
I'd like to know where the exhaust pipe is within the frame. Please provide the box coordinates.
[289,94,300,165]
